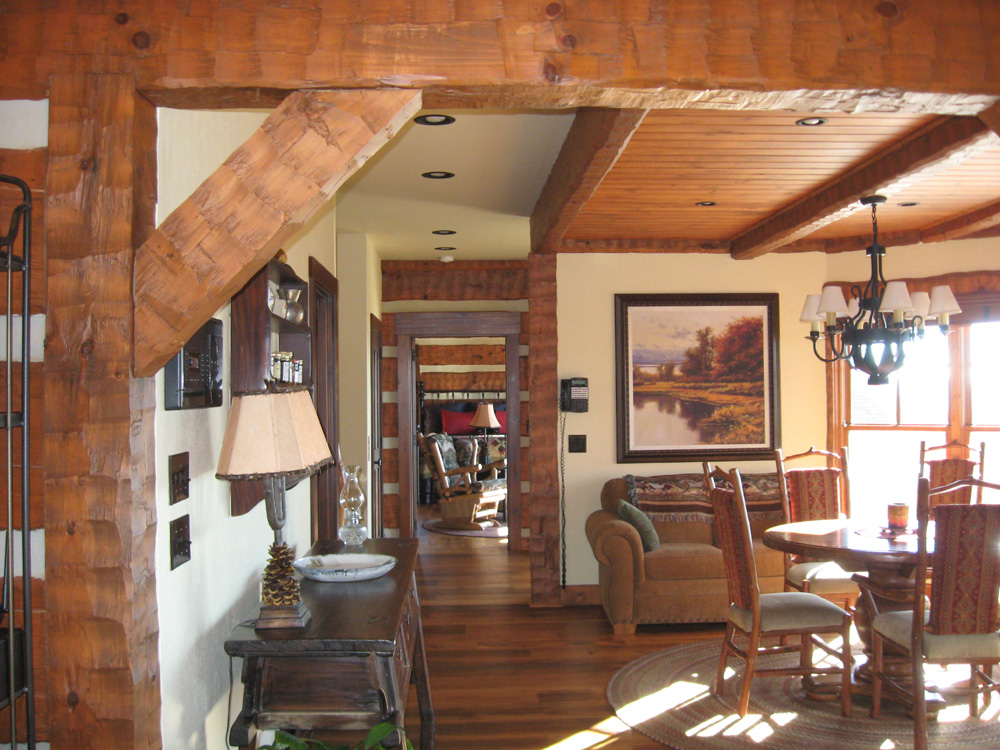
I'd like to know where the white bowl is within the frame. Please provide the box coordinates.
[293,553,397,582]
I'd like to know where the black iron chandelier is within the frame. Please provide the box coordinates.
[800,195,961,385]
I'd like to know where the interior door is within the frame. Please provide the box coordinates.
[309,257,340,541]
[370,314,384,537]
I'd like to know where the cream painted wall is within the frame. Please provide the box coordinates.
[336,232,377,513]
[154,108,324,750]
[558,239,1000,587]
[558,251,834,586]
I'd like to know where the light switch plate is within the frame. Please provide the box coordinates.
[169,452,190,505]
[170,515,191,570]
[568,435,587,453]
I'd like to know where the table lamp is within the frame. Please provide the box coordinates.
[469,402,501,465]
[216,386,333,630]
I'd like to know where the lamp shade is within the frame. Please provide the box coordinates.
[881,281,912,313]
[216,388,333,480]
[928,285,962,317]
[908,291,930,320]
[817,286,850,316]
[469,402,501,430]
[799,295,823,322]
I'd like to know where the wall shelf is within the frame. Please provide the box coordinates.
[229,260,312,516]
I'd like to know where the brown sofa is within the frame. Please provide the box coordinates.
[585,473,786,634]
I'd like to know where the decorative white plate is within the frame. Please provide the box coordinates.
[293,553,397,582]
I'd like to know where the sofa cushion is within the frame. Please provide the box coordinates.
[618,500,660,552]
[644,542,724,580]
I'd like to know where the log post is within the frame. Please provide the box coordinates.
[44,74,161,749]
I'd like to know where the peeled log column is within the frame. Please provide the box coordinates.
[44,74,161,750]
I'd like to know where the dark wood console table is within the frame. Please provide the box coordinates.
[224,538,434,749]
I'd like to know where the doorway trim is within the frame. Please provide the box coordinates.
[396,311,523,551]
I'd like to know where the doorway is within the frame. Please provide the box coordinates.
[395,311,523,551]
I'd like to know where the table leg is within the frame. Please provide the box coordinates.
[851,569,943,716]
[411,617,435,750]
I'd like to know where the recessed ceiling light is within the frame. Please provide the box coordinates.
[439,255,455,263]
[432,229,456,235]
[434,246,455,251]
[696,201,717,207]
[796,117,828,127]
[415,114,456,126]
[898,201,920,207]
[421,171,454,180]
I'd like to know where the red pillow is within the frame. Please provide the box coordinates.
[440,409,475,435]
[495,410,507,434]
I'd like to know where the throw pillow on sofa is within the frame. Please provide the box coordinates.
[617,499,660,552]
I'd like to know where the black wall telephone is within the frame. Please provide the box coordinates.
[560,377,589,413]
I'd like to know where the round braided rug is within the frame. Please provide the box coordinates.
[607,640,998,749]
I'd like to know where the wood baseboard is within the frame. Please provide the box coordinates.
[560,585,599,606]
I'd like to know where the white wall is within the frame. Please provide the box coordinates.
[154,108,325,750]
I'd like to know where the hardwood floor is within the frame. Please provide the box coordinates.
[408,505,724,749]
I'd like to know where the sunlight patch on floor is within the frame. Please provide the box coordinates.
[616,680,709,725]
[539,715,629,750]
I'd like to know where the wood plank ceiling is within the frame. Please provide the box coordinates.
[545,107,1000,256]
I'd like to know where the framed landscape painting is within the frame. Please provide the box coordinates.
[615,293,780,463]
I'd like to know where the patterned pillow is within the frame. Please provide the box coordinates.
[484,436,507,465]
[625,474,713,523]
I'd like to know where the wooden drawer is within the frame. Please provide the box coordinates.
[256,655,383,732]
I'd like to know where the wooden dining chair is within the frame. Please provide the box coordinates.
[775,447,859,611]
[708,468,853,717]
[870,476,1000,750]
[918,439,986,511]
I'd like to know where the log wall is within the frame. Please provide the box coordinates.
[380,260,530,536]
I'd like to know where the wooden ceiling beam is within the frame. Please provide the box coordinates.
[919,199,1000,243]
[729,115,998,260]
[558,238,729,253]
[530,108,647,254]
[978,102,1000,136]
[133,88,421,377]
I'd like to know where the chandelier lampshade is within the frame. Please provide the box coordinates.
[802,195,960,385]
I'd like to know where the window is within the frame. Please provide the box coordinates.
[842,317,1000,525]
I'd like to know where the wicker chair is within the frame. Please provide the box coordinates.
[870,476,1000,750]
[708,468,853,718]
[775,447,860,610]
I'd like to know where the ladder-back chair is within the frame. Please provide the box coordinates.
[871,477,1000,750]
[918,439,985,511]
[708,467,853,718]
[776,447,859,610]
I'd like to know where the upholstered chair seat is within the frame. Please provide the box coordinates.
[874,610,1000,661]
[728,591,854,633]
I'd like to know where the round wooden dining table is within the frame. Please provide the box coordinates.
[763,518,936,707]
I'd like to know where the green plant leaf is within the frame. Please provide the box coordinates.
[362,722,399,749]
